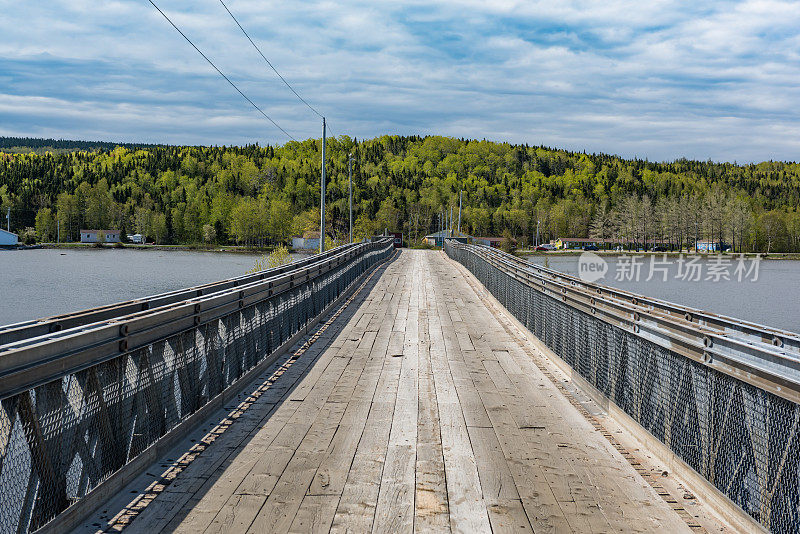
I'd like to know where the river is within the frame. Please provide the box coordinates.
[0,248,307,327]
[1,249,798,335]
[523,253,800,334]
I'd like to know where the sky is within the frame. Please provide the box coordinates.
[1,0,799,162]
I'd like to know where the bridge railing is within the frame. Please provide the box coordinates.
[445,239,800,533]
[0,239,394,534]
[0,243,367,347]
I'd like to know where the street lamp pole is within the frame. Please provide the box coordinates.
[457,190,462,235]
[449,205,453,236]
[320,117,326,253]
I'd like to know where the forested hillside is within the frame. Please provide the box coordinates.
[0,137,164,154]
[2,135,800,252]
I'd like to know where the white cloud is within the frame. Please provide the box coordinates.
[0,0,799,162]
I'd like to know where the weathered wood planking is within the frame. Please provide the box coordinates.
[107,251,695,534]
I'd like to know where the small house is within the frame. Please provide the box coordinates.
[695,241,730,253]
[474,236,516,249]
[0,228,19,247]
[80,230,120,243]
[554,238,599,250]
[292,231,324,251]
[424,230,470,247]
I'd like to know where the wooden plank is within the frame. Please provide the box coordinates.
[173,352,352,532]
[466,426,533,533]
[413,265,450,533]
[425,261,493,534]
[372,254,420,534]
[431,254,573,533]
[439,251,691,533]
[124,329,340,533]
[307,328,389,498]
[244,401,348,533]
[330,254,411,533]
[287,495,340,534]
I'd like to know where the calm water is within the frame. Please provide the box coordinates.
[0,248,306,327]
[524,254,800,334]
[1,249,798,335]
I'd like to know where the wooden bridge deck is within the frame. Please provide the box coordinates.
[90,250,699,533]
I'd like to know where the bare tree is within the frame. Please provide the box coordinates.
[704,185,728,251]
[589,201,614,248]
[638,195,653,250]
[787,211,800,253]
[727,195,752,253]
[760,210,786,253]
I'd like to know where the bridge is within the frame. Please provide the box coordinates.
[0,239,798,533]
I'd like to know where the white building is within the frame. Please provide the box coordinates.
[292,231,323,250]
[0,228,18,246]
[80,230,120,243]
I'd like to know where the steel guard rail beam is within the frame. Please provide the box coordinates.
[445,239,800,533]
[0,239,394,534]
[454,242,800,405]
[0,241,389,400]
[0,243,365,346]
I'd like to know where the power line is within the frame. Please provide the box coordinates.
[219,0,323,119]
[218,0,338,139]
[147,0,298,142]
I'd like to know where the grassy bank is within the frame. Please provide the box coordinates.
[41,242,308,254]
[516,249,800,260]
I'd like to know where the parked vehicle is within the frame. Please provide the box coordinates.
[652,246,667,252]
[582,245,599,251]
[535,244,556,251]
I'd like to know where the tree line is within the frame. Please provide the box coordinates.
[2,135,800,252]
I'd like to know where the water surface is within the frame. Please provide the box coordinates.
[0,248,305,326]
[524,254,800,334]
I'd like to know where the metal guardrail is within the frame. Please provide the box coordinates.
[445,240,800,533]
[0,239,394,534]
[0,243,365,346]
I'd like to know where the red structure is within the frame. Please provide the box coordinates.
[389,232,403,248]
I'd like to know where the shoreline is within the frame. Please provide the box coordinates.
[516,250,800,260]
[35,242,314,255]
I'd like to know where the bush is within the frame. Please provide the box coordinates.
[501,229,514,253]
[21,227,37,245]
[202,224,217,244]
[247,245,293,274]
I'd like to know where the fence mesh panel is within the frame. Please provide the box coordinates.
[446,241,800,533]
[0,244,391,533]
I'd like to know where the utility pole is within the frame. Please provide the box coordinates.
[457,190,462,235]
[348,153,354,244]
[320,117,326,253]
[57,220,60,243]
[449,205,453,236]
[536,219,540,248]
[6,207,9,232]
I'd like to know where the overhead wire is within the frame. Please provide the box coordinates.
[218,0,338,140]
[147,0,298,142]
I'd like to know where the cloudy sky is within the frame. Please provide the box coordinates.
[1,0,799,162]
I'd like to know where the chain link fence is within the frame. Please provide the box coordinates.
[0,241,393,533]
[446,240,800,533]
